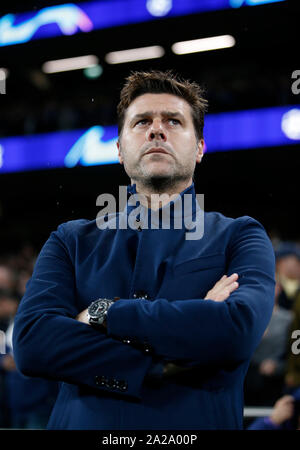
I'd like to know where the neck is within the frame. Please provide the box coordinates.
[131,177,193,210]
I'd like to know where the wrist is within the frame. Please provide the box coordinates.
[88,298,114,329]
[264,417,281,428]
[269,414,282,426]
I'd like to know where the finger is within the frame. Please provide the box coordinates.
[212,276,229,292]
[215,282,238,301]
[227,273,239,281]
[215,275,227,286]
[284,407,294,418]
[216,280,239,297]
[281,395,294,404]
[286,405,294,412]
[218,273,238,288]
[228,281,239,293]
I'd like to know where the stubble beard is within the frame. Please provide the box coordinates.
[135,172,191,194]
[119,142,198,194]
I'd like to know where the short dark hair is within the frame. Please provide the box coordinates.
[117,70,208,140]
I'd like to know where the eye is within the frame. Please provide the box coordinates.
[168,118,180,125]
[135,119,149,126]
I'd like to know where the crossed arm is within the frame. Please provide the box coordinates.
[12,218,275,398]
[76,273,240,325]
[76,273,240,377]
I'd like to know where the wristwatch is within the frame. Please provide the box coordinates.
[87,298,114,329]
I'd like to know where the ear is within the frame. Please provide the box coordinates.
[196,139,204,163]
[117,140,124,164]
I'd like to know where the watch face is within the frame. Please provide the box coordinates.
[88,300,108,319]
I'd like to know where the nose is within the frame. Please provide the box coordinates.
[146,118,167,142]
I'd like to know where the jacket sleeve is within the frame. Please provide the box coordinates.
[12,224,153,399]
[247,417,280,430]
[106,217,276,365]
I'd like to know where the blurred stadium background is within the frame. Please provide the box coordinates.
[0,0,299,431]
[0,0,299,253]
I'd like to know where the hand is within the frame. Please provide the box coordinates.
[270,395,295,426]
[204,273,239,302]
[76,308,90,325]
[259,359,277,376]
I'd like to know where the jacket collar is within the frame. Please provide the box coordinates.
[125,182,202,230]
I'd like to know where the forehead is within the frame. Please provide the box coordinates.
[125,93,193,120]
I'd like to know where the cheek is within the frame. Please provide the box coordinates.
[119,146,138,168]
[175,130,197,147]
[122,135,144,157]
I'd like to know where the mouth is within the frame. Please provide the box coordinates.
[145,148,170,156]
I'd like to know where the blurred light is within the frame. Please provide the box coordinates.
[281,109,300,140]
[1,105,298,174]
[146,0,172,16]
[64,126,118,167]
[105,46,165,64]
[42,55,99,73]
[0,68,9,79]
[0,145,3,168]
[230,0,285,7]
[172,35,236,55]
[0,1,286,48]
[83,64,103,79]
[0,5,93,47]
[0,68,8,93]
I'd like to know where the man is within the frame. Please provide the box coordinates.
[13,70,275,430]
[247,390,300,430]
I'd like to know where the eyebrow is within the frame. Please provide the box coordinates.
[130,111,185,125]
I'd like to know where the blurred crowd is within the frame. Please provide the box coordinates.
[1,239,300,429]
[244,241,300,429]
[0,244,58,429]
[0,95,117,137]
[0,68,294,138]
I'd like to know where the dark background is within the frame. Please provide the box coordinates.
[0,0,299,252]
